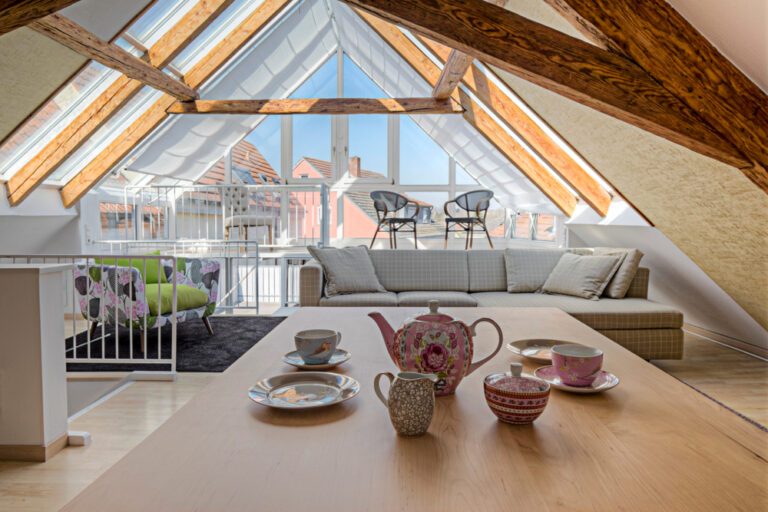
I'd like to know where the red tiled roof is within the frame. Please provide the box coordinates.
[198,139,280,185]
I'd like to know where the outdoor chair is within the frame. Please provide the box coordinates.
[443,190,495,249]
[369,190,420,249]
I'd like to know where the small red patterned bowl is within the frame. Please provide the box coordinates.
[483,363,550,424]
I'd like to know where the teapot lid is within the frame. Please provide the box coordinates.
[412,300,454,323]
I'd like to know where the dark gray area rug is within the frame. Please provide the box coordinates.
[66,316,285,372]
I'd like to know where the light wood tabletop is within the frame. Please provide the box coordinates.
[61,307,767,512]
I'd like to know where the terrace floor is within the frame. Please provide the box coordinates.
[0,332,764,512]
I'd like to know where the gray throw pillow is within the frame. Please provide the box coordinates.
[307,246,385,296]
[504,248,566,292]
[594,247,644,298]
[542,253,622,300]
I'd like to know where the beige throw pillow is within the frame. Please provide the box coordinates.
[542,253,622,300]
[594,247,644,298]
[307,246,385,296]
[504,248,566,292]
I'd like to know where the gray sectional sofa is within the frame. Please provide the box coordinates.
[299,249,683,360]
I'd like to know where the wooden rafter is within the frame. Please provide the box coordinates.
[60,0,292,207]
[167,98,464,115]
[417,36,612,216]
[544,0,768,192]
[30,14,198,101]
[0,0,81,35]
[340,0,749,169]
[357,10,577,216]
[431,50,473,99]
[7,0,236,206]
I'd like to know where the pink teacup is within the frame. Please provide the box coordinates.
[551,344,603,387]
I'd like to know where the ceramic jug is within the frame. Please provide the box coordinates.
[369,300,504,395]
[374,372,439,436]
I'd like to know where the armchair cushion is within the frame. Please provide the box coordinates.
[95,255,164,284]
[145,284,208,316]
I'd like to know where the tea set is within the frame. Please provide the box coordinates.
[249,300,619,434]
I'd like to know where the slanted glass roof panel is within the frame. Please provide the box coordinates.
[124,0,196,49]
[0,63,119,178]
[171,0,261,73]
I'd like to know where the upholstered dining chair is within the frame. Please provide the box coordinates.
[369,190,420,249]
[221,186,274,244]
[443,189,495,249]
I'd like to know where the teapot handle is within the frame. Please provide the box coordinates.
[466,318,504,376]
[373,372,394,406]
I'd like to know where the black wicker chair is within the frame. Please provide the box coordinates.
[443,190,494,249]
[369,190,420,249]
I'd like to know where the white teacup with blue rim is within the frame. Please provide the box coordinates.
[295,329,341,365]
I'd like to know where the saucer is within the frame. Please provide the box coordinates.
[533,365,619,393]
[283,349,351,370]
[249,372,360,409]
[507,339,579,364]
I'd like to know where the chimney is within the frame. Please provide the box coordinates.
[349,156,361,178]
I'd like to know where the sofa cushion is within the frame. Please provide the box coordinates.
[468,250,507,292]
[319,292,398,307]
[471,292,683,329]
[397,291,478,307]
[503,248,566,292]
[145,284,208,316]
[368,250,469,292]
[594,247,644,299]
[542,253,622,300]
[308,246,385,296]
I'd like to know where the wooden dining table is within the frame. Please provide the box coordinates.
[61,307,767,511]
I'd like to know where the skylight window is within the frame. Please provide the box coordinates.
[124,0,196,49]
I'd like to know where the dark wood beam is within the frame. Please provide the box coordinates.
[341,0,750,169]
[356,10,578,217]
[167,98,464,115]
[8,0,234,206]
[29,14,198,101]
[0,0,80,35]
[419,36,612,217]
[545,0,768,192]
[60,0,291,207]
[432,49,473,99]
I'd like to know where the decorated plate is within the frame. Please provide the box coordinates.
[283,349,351,370]
[249,372,360,409]
[533,366,619,394]
[507,339,580,364]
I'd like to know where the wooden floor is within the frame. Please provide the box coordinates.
[0,333,764,512]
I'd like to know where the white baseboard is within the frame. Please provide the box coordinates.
[684,323,768,361]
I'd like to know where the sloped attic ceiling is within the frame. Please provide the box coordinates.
[0,0,153,143]
[496,0,768,330]
[125,0,561,214]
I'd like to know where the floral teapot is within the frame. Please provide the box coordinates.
[369,300,503,395]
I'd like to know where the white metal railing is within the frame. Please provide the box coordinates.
[120,183,330,247]
[0,254,179,373]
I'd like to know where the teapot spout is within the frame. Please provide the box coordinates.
[368,312,395,345]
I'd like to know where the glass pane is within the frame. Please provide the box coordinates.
[290,54,337,99]
[100,202,133,240]
[399,116,448,185]
[197,156,226,184]
[456,163,477,185]
[343,54,385,97]
[512,213,532,239]
[124,0,195,48]
[535,213,556,241]
[292,116,331,178]
[243,116,281,181]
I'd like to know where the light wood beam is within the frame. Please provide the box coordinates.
[8,0,235,206]
[167,98,464,115]
[60,0,291,207]
[29,14,198,101]
[418,37,611,216]
[341,0,749,169]
[432,50,473,99]
[0,0,81,35]
[544,0,768,192]
[357,11,577,216]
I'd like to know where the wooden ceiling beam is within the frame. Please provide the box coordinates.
[60,0,291,207]
[8,0,235,206]
[167,98,464,115]
[30,14,198,101]
[418,36,611,216]
[432,50,473,100]
[0,0,81,35]
[356,10,577,216]
[340,0,749,169]
[544,0,768,192]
